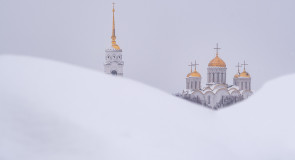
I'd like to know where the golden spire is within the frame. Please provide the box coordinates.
[111,2,120,50]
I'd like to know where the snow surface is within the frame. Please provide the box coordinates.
[0,55,295,160]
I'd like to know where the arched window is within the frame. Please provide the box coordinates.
[111,70,117,76]
[241,82,244,90]
[195,81,197,89]
[208,95,211,104]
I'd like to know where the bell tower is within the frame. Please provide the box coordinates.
[104,3,124,76]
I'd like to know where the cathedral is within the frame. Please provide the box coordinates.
[181,44,253,109]
[104,3,124,76]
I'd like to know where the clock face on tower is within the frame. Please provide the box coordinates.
[111,70,117,75]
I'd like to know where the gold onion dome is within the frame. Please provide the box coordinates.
[234,73,240,78]
[208,55,226,67]
[187,70,201,78]
[239,70,251,78]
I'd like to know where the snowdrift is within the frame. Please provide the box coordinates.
[0,55,294,160]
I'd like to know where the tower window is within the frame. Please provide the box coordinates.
[208,95,211,104]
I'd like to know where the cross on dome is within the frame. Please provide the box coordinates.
[235,62,241,73]
[241,60,248,71]
[192,60,199,71]
[188,62,193,72]
[214,43,221,56]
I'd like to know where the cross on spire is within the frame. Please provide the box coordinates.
[214,43,221,56]
[241,60,248,71]
[235,62,241,73]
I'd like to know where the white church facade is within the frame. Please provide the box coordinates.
[181,44,253,109]
[104,3,124,76]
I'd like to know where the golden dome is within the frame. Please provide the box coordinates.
[208,55,226,67]
[239,70,251,78]
[187,70,201,78]
[234,73,240,78]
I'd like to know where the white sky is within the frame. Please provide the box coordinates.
[1,0,295,93]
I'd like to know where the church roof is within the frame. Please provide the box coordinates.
[239,70,251,78]
[208,55,226,67]
[187,70,201,78]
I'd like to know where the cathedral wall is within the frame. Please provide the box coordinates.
[186,77,201,90]
[235,78,251,91]
[191,91,205,104]
[230,90,240,96]
[242,90,253,99]
[207,67,227,85]
[214,89,230,106]
[204,91,215,108]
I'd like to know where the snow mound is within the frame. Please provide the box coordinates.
[0,55,294,160]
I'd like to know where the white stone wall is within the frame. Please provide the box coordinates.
[233,77,251,91]
[214,89,230,106]
[204,91,215,108]
[207,67,227,85]
[242,90,253,99]
[186,77,201,90]
[104,48,124,76]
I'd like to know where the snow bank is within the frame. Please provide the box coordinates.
[0,55,294,160]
